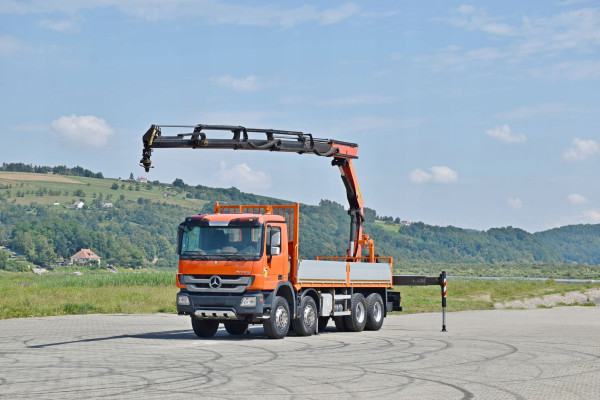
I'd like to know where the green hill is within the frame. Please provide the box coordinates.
[1,167,599,277]
[535,225,600,265]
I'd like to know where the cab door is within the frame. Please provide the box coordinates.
[264,224,287,289]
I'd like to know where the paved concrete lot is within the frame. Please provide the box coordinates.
[0,307,599,399]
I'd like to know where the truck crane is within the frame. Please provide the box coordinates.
[140,124,446,339]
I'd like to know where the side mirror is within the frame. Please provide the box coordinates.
[271,231,281,247]
[269,231,281,256]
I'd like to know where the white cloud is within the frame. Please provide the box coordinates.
[0,35,20,55]
[0,1,359,27]
[458,5,475,15]
[40,17,83,32]
[319,3,359,25]
[430,166,458,183]
[409,169,432,184]
[531,60,600,81]
[507,198,523,209]
[485,124,526,143]
[427,5,600,80]
[448,5,516,36]
[567,193,589,205]
[217,161,271,190]
[410,166,458,184]
[411,44,506,72]
[563,138,600,161]
[213,76,276,92]
[51,114,114,147]
[583,209,600,222]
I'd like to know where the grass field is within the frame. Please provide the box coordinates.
[0,171,207,209]
[0,270,176,319]
[1,269,598,320]
[396,279,600,314]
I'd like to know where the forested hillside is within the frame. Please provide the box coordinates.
[1,168,599,272]
[535,225,600,265]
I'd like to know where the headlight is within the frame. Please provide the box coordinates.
[240,297,257,307]
[177,295,190,306]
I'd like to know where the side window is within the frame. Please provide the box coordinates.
[266,226,281,256]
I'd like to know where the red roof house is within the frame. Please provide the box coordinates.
[70,249,101,265]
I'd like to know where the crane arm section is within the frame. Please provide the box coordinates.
[140,124,365,258]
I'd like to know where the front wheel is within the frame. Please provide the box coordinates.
[292,296,317,336]
[263,296,290,339]
[191,318,219,338]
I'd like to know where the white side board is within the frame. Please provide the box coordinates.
[297,260,392,285]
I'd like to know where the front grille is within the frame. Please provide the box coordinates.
[181,275,253,294]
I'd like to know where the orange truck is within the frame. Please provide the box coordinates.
[141,124,443,339]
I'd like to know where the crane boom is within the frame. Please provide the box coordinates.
[140,124,366,258]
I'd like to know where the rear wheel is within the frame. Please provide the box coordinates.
[292,296,318,336]
[263,296,290,339]
[343,293,367,332]
[224,322,249,335]
[365,293,384,331]
[191,318,219,338]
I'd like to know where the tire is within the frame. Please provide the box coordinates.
[224,322,248,335]
[292,296,318,336]
[343,293,367,332]
[191,318,219,338]
[333,316,346,332]
[318,317,330,332]
[263,296,290,339]
[365,293,384,331]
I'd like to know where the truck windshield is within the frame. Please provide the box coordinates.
[180,225,263,258]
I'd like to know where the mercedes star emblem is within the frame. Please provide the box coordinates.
[209,275,222,289]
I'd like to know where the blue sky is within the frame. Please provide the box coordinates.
[1,0,599,232]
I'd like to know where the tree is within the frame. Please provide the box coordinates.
[111,182,119,190]
[172,178,186,188]
[10,230,35,261]
[0,250,9,270]
[129,173,134,180]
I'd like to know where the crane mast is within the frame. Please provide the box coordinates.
[140,124,366,258]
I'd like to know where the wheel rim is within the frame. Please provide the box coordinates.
[304,304,316,327]
[275,305,288,330]
[373,301,382,322]
[356,302,365,324]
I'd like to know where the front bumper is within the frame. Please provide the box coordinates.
[176,290,266,320]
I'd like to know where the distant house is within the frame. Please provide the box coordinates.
[400,220,411,226]
[70,249,101,265]
[100,201,113,208]
[73,201,84,209]
[137,177,148,183]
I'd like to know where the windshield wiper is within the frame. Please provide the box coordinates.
[184,251,209,260]
[224,254,249,261]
